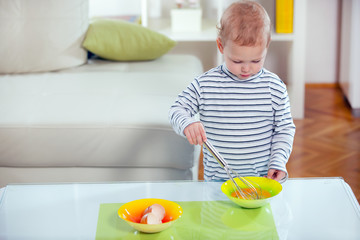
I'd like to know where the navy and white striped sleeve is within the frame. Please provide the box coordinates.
[169,78,202,137]
[269,80,296,176]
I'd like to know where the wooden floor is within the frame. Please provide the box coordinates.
[288,85,360,203]
[198,84,360,203]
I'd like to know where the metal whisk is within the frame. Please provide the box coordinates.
[203,140,261,200]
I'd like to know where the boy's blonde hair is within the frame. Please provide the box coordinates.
[217,1,271,47]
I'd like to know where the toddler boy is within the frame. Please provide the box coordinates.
[169,1,295,182]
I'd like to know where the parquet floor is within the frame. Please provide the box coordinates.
[198,84,360,203]
[288,85,360,203]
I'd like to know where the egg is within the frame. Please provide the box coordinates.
[142,204,166,220]
[231,188,272,199]
[140,212,162,224]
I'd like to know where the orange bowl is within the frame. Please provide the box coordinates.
[118,198,183,233]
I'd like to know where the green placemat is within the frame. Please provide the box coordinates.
[95,201,279,240]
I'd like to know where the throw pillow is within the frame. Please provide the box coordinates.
[82,19,176,61]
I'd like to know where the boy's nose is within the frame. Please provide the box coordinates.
[241,64,250,72]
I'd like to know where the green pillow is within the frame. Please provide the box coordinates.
[83,19,176,61]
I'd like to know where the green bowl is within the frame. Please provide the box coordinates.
[221,177,282,208]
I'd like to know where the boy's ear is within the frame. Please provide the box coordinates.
[216,38,224,54]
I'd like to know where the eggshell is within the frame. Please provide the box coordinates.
[140,212,162,224]
[143,204,166,220]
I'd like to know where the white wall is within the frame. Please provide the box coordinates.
[339,0,360,112]
[89,0,141,16]
[304,0,340,84]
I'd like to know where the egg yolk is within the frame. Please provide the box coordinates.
[230,188,271,199]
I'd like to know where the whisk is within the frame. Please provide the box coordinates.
[203,140,261,200]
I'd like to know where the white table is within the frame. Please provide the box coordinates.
[0,178,359,239]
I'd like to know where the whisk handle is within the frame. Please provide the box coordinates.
[203,141,227,169]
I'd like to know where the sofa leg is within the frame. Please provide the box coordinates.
[198,148,204,180]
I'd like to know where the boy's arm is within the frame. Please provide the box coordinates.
[169,80,201,137]
[269,87,296,181]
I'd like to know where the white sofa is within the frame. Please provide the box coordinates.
[0,0,203,187]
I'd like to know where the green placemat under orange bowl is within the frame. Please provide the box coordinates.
[95,201,279,240]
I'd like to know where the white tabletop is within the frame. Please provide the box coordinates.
[0,177,359,240]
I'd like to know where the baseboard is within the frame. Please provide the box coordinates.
[352,108,360,118]
[305,83,339,88]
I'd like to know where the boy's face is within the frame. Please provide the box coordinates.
[217,39,267,80]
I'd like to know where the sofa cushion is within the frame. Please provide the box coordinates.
[0,0,88,74]
[82,19,176,61]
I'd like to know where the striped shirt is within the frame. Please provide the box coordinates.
[169,64,295,181]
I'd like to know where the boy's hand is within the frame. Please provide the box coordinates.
[184,122,207,145]
[266,169,286,182]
